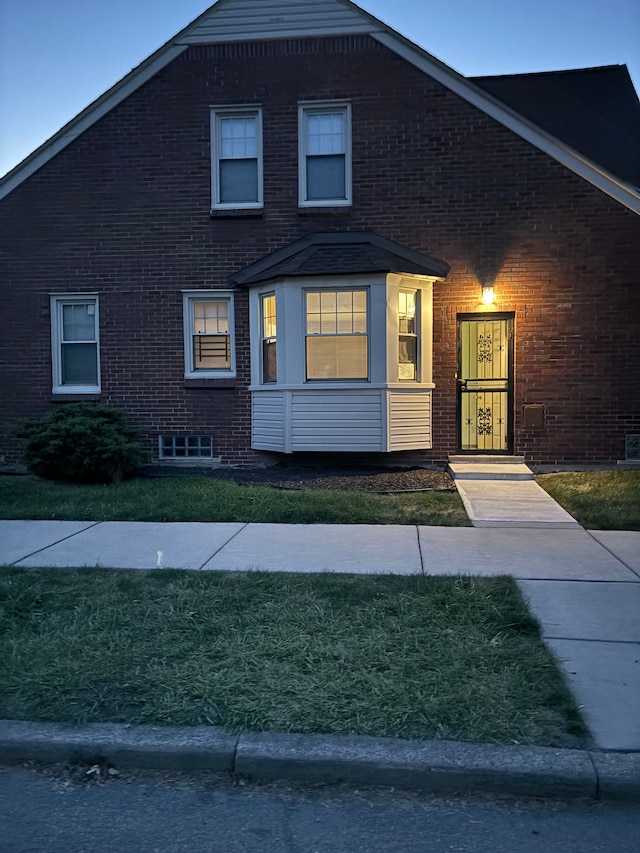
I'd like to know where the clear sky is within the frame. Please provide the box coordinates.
[1,0,638,177]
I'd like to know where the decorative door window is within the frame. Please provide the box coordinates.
[458,316,513,452]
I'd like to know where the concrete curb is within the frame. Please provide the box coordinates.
[1,720,639,801]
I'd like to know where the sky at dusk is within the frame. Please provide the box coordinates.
[1,0,638,177]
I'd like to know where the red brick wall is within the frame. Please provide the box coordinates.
[1,36,639,465]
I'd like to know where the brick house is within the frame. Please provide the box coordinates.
[1,0,639,469]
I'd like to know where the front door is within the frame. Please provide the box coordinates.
[457,314,514,454]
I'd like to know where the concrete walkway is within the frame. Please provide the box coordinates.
[1,518,639,752]
[448,456,581,528]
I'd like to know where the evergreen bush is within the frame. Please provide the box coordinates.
[17,403,144,484]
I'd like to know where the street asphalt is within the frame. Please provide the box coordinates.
[1,473,638,800]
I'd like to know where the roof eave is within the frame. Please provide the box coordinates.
[372,31,640,215]
[236,268,447,287]
[0,0,233,198]
[229,231,451,286]
[0,41,187,199]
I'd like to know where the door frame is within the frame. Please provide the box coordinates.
[456,312,515,455]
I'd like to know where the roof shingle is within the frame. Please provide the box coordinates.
[230,232,450,286]
[472,65,640,187]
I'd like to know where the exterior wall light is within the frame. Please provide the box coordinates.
[481,285,496,306]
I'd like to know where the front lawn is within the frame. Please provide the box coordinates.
[0,568,586,747]
[0,475,470,526]
[537,470,640,530]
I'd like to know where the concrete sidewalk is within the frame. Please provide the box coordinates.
[1,519,639,786]
[1,520,638,580]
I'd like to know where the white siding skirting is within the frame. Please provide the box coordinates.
[388,391,432,451]
[252,387,432,453]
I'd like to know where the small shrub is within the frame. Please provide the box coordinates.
[17,403,144,484]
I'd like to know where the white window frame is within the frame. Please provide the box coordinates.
[210,107,263,210]
[298,102,352,207]
[183,291,236,378]
[50,294,101,394]
[260,292,277,384]
[398,288,420,382]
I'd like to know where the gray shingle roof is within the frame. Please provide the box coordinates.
[472,65,640,187]
[230,232,450,286]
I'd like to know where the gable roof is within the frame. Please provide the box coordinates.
[1,0,639,215]
[230,231,450,286]
[472,66,640,188]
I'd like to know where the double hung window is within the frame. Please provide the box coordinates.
[51,295,100,393]
[211,108,263,209]
[398,290,419,380]
[305,289,367,380]
[183,292,235,377]
[260,293,277,383]
[299,103,351,206]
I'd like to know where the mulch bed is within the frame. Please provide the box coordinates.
[145,465,456,493]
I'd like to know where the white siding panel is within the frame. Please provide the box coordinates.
[253,388,431,453]
[252,391,286,451]
[291,389,383,451]
[388,391,432,450]
[181,0,378,44]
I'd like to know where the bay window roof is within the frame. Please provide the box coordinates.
[229,231,450,286]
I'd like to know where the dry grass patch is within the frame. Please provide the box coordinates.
[537,471,640,530]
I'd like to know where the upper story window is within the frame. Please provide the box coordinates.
[398,290,419,380]
[211,108,263,209]
[299,103,351,207]
[305,289,367,380]
[50,295,100,393]
[261,293,277,383]
[183,291,235,377]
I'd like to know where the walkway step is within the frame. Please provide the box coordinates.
[448,462,534,481]
[448,455,526,464]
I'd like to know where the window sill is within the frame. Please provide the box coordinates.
[184,378,236,389]
[250,382,436,391]
[210,209,263,220]
[298,207,352,217]
[51,393,101,402]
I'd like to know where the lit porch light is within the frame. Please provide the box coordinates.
[481,285,496,306]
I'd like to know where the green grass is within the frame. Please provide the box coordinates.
[0,476,470,526]
[537,471,640,530]
[0,567,586,747]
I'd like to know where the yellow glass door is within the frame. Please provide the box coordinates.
[457,315,513,453]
